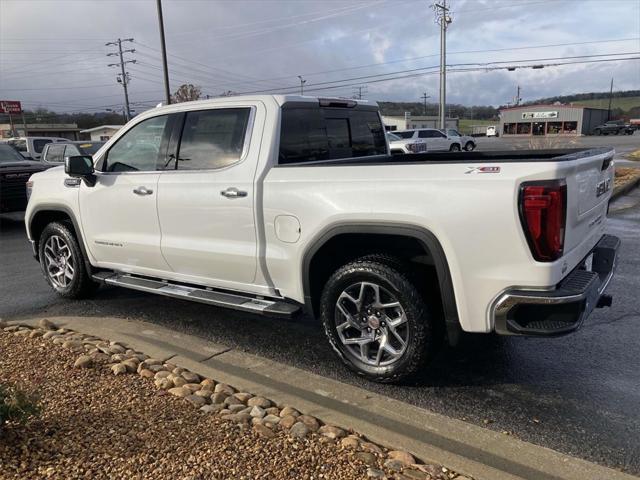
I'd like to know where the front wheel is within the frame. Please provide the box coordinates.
[449,143,461,152]
[39,222,98,299]
[464,141,475,151]
[320,256,438,383]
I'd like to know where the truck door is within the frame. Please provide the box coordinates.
[79,114,174,273]
[156,103,264,290]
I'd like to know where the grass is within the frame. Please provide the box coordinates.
[571,96,640,112]
[626,149,640,161]
[458,119,496,134]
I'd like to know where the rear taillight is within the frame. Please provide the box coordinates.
[519,180,567,262]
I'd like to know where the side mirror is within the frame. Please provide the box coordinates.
[65,155,95,186]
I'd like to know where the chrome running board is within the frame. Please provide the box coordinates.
[92,271,301,318]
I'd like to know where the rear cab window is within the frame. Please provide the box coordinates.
[278,103,386,164]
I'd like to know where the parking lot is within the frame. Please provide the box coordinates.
[1,144,639,475]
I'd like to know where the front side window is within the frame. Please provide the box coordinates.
[176,108,250,170]
[104,115,170,172]
[46,144,66,163]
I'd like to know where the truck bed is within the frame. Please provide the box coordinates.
[276,147,614,167]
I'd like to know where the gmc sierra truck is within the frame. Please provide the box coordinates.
[25,95,619,383]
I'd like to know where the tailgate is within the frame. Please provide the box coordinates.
[563,148,615,254]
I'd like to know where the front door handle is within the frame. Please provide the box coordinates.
[133,186,154,196]
[220,187,247,198]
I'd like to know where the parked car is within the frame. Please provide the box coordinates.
[592,120,635,136]
[5,137,68,160]
[25,95,619,383]
[386,132,427,155]
[393,128,461,151]
[444,129,476,151]
[0,144,45,213]
[41,141,105,167]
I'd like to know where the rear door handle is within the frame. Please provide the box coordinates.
[133,186,153,196]
[220,187,247,198]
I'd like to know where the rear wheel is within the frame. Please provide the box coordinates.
[449,143,461,152]
[320,256,438,383]
[39,222,98,299]
[464,141,475,151]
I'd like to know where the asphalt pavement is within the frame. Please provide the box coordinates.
[1,188,639,475]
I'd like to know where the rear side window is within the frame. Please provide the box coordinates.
[33,139,52,153]
[279,107,386,164]
[176,108,251,170]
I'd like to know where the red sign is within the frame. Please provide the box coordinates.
[0,101,22,114]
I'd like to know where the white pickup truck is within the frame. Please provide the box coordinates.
[25,95,619,383]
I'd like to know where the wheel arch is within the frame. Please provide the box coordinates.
[28,205,93,273]
[301,223,460,344]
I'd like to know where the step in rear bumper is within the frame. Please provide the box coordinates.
[492,234,620,336]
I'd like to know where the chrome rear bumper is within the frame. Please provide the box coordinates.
[493,234,620,336]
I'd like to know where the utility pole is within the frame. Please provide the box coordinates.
[353,85,367,100]
[298,76,306,95]
[515,85,521,106]
[420,92,430,115]
[106,38,136,121]
[156,0,171,105]
[433,0,452,129]
[607,77,614,121]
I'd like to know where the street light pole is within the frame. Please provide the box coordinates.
[298,75,306,95]
[421,92,430,115]
[156,0,171,105]
[434,1,452,129]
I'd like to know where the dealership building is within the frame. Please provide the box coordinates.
[499,104,609,136]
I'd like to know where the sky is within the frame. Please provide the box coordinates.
[1,0,639,115]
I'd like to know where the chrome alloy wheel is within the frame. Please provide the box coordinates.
[335,282,409,367]
[43,235,74,288]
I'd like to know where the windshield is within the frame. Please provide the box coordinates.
[393,131,414,139]
[77,142,105,155]
[0,144,28,163]
[448,129,461,137]
[386,133,401,141]
[7,139,27,152]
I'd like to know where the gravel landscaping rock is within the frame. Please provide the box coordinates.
[0,327,465,480]
[388,450,416,465]
[289,421,310,438]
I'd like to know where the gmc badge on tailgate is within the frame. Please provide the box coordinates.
[596,178,611,197]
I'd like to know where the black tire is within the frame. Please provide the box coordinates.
[594,129,601,136]
[449,143,461,152]
[38,222,98,299]
[319,255,438,383]
[464,141,475,151]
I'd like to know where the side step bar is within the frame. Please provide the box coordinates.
[92,272,301,318]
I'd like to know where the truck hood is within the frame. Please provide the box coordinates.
[0,160,46,173]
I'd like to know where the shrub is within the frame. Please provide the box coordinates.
[0,383,40,432]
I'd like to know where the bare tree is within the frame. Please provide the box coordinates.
[171,84,202,103]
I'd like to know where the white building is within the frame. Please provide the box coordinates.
[382,114,458,131]
[80,125,123,142]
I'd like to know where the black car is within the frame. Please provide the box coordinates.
[0,144,46,213]
[40,141,105,167]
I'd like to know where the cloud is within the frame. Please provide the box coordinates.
[0,0,638,113]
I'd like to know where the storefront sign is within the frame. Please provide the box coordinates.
[0,100,22,114]
[521,111,558,119]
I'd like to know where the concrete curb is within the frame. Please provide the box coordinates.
[8,315,638,480]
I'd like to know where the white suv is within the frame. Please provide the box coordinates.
[393,128,461,152]
[445,129,476,151]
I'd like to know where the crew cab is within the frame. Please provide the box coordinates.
[25,95,619,383]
